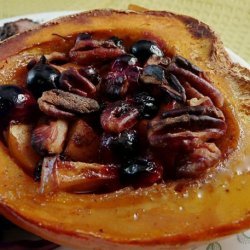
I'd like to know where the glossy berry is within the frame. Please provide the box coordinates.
[113,130,139,159]
[134,92,159,119]
[0,85,36,122]
[99,133,117,163]
[76,32,92,42]
[121,158,163,187]
[111,54,138,71]
[109,36,123,47]
[79,66,101,86]
[102,71,128,100]
[26,56,61,98]
[130,40,163,62]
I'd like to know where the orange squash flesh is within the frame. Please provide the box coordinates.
[0,9,249,249]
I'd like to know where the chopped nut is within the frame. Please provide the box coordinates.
[38,89,99,119]
[140,65,186,102]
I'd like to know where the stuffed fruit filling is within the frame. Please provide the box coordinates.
[0,33,227,194]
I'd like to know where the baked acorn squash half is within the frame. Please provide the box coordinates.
[0,9,249,250]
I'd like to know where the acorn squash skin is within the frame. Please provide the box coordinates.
[0,9,249,250]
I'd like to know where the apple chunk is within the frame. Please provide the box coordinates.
[7,123,40,174]
[40,157,119,193]
[64,119,99,162]
[31,119,68,155]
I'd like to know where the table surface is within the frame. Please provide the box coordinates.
[0,0,249,63]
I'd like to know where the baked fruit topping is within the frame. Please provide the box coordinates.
[0,33,229,193]
[0,9,249,250]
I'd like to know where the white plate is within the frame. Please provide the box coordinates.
[0,11,249,250]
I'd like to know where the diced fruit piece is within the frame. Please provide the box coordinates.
[64,119,99,162]
[40,157,119,193]
[7,124,40,174]
[31,119,68,155]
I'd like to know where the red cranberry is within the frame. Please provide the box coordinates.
[0,85,37,123]
[102,55,141,99]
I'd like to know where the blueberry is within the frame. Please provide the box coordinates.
[76,32,92,42]
[113,130,139,159]
[26,56,61,98]
[134,92,159,119]
[102,71,127,100]
[121,158,163,187]
[122,158,155,176]
[79,66,101,86]
[111,54,138,71]
[130,40,163,62]
[109,36,123,47]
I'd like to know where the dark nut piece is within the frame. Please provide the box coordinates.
[168,63,224,107]
[148,102,226,147]
[38,89,99,119]
[69,38,125,65]
[140,65,186,102]
[176,142,222,178]
[59,68,96,97]
[173,55,202,75]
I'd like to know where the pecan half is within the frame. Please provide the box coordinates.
[38,89,99,119]
[176,142,222,178]
[69,37,125,65]
[168,63,224,107]
[148,101,226,147]
[59,67,96,97]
